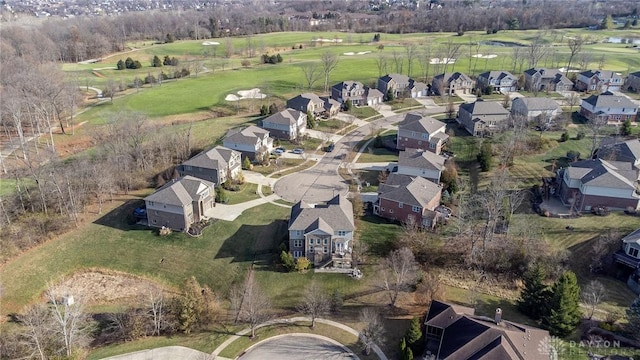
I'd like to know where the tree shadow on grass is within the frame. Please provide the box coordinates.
[215,220,288,263]
[93,198,146,231]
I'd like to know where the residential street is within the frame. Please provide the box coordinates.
[239,334,358,360]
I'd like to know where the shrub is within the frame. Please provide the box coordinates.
[576,131,585,140]
[295,257,311,272]
[566,150,580,162]
[280,251,295,271]
[241,59,251,68]
[559,132,569,142]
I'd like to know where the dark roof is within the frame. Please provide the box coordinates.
[579,69,622,80]
[478,70,517,83]
[435,72,472,83]
[524,68,573,84]
[262,108,305,126]
[182,145,239,171]
[289,194,355,233]
[622,228,640,245]
[597,139,640,164]
[582,94,637,109]
[145,176,214,207]
[425,300,549,360]
[564,159,638,190]
[224,125,269,145]
[378,174,441,209]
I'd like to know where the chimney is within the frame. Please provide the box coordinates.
[495,308,502,324]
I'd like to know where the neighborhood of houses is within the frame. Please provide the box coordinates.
[137,67,640,358]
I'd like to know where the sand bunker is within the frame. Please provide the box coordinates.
[471,54,498,59]
[202,41,220,45]
[430,58,456,64]
[312,38,343,43]
[225,88,267,101]
[558,67,580,73]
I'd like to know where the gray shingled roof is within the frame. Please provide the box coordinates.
[145,176,214,206]
[524,68,573,84]
[378,174,441,209]
[565,159,638,190]
[398,148,445,171]
[289,194,355,233]
[622,228,640,245]
[182,145,238,170]
[513,97,560,112]
[398,113,446,134]
[460,101,510,116]
[380,73,410,84]
[224,125,269,145]
[478,70,517,82]
[579,69,622,80]
[582,94,636,109]
[435,72,472,83]
[262,108,304,126]
[597,139,640,164]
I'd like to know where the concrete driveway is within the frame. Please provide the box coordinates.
[239,334,359,360]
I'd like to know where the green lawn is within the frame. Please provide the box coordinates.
[225,183,260,205]
[250,158,306,176]
[358,215,402,256]
[357,147,399,163]
[316,119,349,133]
[347,106,381,120]
[388,98,422,111]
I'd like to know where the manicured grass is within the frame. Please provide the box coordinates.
[225,183,260,205]
[357,147,399,163]
[250,158,306,176]
[0,199,290,316]
[347,106,381,120]
[358,215,402,256]
[315,119,349,133]
[388,98,422,111]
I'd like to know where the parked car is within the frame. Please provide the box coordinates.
[325,143,335,152]
[272,148,285,155]
[293,148,304,154]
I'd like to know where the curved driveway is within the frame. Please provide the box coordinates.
[239,334,359,360]
[274,113,405,203]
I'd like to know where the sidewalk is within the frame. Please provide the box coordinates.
[204,194,280,221]
[99,346,231,360]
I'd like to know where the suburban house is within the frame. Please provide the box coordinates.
[596,139,640,168]
[223,125,273,161]
[288,194,355,268]
[144,176,215,232]
[510,97,561,124]
[261,108,307,140]
[457,100,510,137]
[625,71,640,92]
[579,94,638,124]
[331,81,384,106]
[396,148,446,184]
[286,93,340,117]
[396,112,448,154]
[377,73,428,99]
[375,173,442,228]
[523,68,573,92]
[424,300,549,360]
[614,228,640,270]
[432,72,474,96]
[556,158,640,212]
[575,69,624,93]
[177,146,241,185]
[476,70,518,93]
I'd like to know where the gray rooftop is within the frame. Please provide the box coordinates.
[398,112,446,134]
[262,108,305,126]
[398,148,446,172]
[565,159,638,190]
[182,145,238,170]
[622,228,640,245]
[579,69,622,80]
[378,173,441,209]
[289,194,355,233]
[435,72,472,83]
[512,97,560,112]
[460,101,510,116]
[582,94,637,109]
[145,176,214,207]
[224,125,269,145]
[478,70,517,82]
[597,139,640,164]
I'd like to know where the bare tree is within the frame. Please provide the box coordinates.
[321,52,339,92]
[300,62,321,90]
[526,35,548,68]
[233,271,272,338]
[418,45,432,83]
[359,308,385,356]
[45,286,91,358]
[442,40,462,73]
[581,280,606,320]
[224,37,234,58]
[565,35,584,76]
[391,50,404,74]
[296,281,330,328]
[147,286,166,336]
[567,92,581,113]
[377,247,418,307]
[18,305,52,360]
[405,44,417,77]
[375,52,388,77]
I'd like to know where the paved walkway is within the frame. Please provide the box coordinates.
[350,162,396,171]
[204,194,281,221]
[376,104,396,118]
[212,317,388,360]
[455,89,477,103]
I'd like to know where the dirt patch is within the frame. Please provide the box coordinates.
[51,270,169,305]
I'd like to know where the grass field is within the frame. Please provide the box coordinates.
[225,183,260,205]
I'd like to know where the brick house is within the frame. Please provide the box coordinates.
[288,194,355,268]
[374,174,442,228]
[396,112,448,154]
[331,81,384,106]
[261,108,307,140]
[457,100,510,137]
[476,70,518,93]
[575,70,624,93]
[523,68,573,92]
[144,176,215,232]
[579,94,638,124]
[223,125,273,161]
[177,145,241,186]
[396,148,446,184]
[432,72,474,96]
[557,159,640,212]
[377,73,428,99]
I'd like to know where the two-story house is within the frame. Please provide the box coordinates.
[579,94,638,124]
[625,71,640,93]
[596,139,640,168]
[286,93,340,117]
[613,228,640,270]
[575,70,624,93]
[223,125,273,161]
[396,113,448,154]
[557,158,640,212]
[396,148,446,184]
[432,72,474,96]
[288,194,355,268]
[510,97,561,124]
[374,174,442,228]
[457,100,510,137]
[144,176,215,232]
[523,68,573,92]
[476,70,518,93]
[331,81,384,106]
[177,146,241,185]
[261,108,307,140]
[377,73,428,99]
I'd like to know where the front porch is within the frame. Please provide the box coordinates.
[613,250,640,269]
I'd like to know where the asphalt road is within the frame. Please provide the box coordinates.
[274,113,404,204]
[239,335,358,360]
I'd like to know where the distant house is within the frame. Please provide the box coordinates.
[510,97,561,124]
[331,81,384,106]
[523,68,573,92]
[288,194,355,268]
[286,93,340,117]
[557,159,640,212]
[223,125,273,161]
[596,139,640,168]
[625,71,640,92]
[396,148,446,184]
[377,73,428,99]
[476,70,518,93]
[613,228,640,270]
[396,112,448,154]
[177,146,241,185]
[457,100,510,137]
[424,300,549,360]
[579,94,638,124]
[144,176,215,232]
[575,70,624,93]
[375,174,442,228]
[261,108,307,140]
[432,72,473,96]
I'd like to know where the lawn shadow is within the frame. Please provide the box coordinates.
[474,296,538,327]
[360,215,400,257]
[215,220,288,263]
[93,198,146,231]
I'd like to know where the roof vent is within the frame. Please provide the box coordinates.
[495,308,502,324]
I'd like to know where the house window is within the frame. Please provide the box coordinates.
[294,239,303,248]
[324,246,328,253]
[380,207,385,211]
[421,133,428,139]
[185,165,192,171]
[411,131,416,137]
[149,201,154,207]
[412,206,421,213]
[154,211,159,215]
[152,219,157,224]
[323,238,328,245]
[297,230,303,236]
[337,230,347,236]
[389,209,394,214]
[429,142,436,149]
[293,251,302,258]
[398,203,403,208]
[630,247,640,258]
[309,239,313,245]
[316,239,321,245]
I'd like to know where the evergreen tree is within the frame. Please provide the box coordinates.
[601,14,614,30]
[543,271,582,337]
[125,57,134,69]
[518,263,550,320]
[268,103,278,115]
[133,60,143,69]
[243,156,252,170]
[344,99,353,111]
[626,294,640,340]
[306,110,316,129]
[477,142,492,172]
[276,53,283,63]
[405,317,423,351]
[622,119,632,136]
[216,186,229,203]
[260,104,269,116]
[633,19,638,27]
[163,55,171,66]
[280,251,294,271]
[152,55,163,67]
[116,59,125,70]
